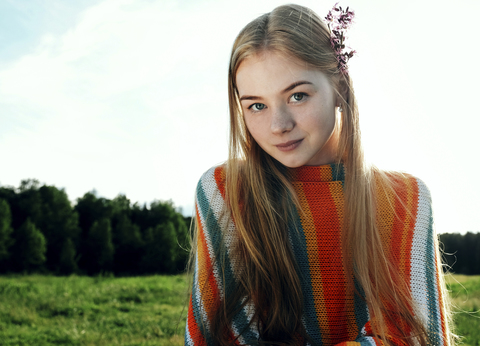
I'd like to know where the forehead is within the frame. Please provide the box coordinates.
[235,51,326,94]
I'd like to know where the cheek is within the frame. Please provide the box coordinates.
[244,116,267,142]
[302,106,336,134]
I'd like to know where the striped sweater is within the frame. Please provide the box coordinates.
[185,164,448,345]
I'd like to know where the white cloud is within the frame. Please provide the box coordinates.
[0,0,479,233]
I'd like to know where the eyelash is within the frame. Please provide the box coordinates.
[247,92,309,113]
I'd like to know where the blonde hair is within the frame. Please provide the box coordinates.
[192,4,453,345]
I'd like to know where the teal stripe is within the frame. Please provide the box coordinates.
[196,175,257,343]
[424,204,441,344]
[330,162,345,181]
[289,205,324,345]
[330,163,345,187]
[353,276,369,337]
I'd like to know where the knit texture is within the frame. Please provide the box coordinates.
[185,164,448,346]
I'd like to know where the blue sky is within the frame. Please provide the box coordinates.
[1,0,479,234]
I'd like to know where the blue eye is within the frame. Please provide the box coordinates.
[291,92,307,102]
[249,103,266,112]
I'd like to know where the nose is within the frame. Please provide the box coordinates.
[270,106,295,134]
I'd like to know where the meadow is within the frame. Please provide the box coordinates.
[445,274,480,345]
[0,275,188,345]
[0,274,478,345]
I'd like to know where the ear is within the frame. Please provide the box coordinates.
[336,77,348,107]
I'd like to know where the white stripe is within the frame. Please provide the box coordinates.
[409,179,430,325]
[199,167,241,281]
[411,178,443,344]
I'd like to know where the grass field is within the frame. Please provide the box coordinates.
[0,274,188,345]
[445,274,480,345]
[0,274,479,345]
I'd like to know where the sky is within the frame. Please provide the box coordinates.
[0,0,479,234]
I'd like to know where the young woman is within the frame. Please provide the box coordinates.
[185,4,453,346]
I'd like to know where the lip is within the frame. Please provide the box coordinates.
[275,139,303,152]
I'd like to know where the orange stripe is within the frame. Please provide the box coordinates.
[321,165,332,181]
[293,182,331,344]
[375,175,396,249]
[196,205,220,322]
[390,176,408,270]
[400,177,418,280]
[214,166,226,199]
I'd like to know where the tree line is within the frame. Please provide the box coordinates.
[439,232,480,275]
[0,179,191,275]
[0,179,478,276]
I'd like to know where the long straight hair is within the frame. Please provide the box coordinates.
[191,4,453,345]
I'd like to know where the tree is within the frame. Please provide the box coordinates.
[0,199,14,270]
[172,213,190,272]
[59,237,78,275]
[38,185,81,272]
[86,218,114,274]
[11,218,47,272]
[75,192,113,272]
[113,214,144,274]
[439,232,480,275]
[141,222,177,274]
[15,179,42,230]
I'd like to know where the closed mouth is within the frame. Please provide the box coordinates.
[275,139,303,151]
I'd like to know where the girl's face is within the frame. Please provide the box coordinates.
[236,51,339,168]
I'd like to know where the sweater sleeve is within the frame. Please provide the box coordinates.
[334,178,450,346]
[408,178,449,345]
[184,166,231,346]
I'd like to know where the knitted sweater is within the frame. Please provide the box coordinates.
[185,164,448,346]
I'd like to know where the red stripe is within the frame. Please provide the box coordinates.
[214,166,226,199]
[187,292,208,346]
[302,182,349,342]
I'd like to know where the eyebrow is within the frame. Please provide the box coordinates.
[239,80,313,102]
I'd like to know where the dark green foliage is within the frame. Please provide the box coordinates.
[0,199,14,267]
[11,218,47,272]
[440,232,480,275]
[113,214,144,275]
[75,191,113,238]
[86,218,115,274]
[0,179,190,275]
[174,213,190,272]
[37,185,81,272]
[59,238,78,275]
[141,222,177,274]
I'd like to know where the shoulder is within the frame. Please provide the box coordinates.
[374,170,432,208]
[374,170,434,241]
[195,164,227,212]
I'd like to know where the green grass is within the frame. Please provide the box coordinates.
[446,274,480,345]
[0,274,188,345]
[0,274,479,345]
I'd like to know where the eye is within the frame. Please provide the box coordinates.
[248,103,266,112]
[290,92,307,102]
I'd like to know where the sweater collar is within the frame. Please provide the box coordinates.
[289,163,345,182]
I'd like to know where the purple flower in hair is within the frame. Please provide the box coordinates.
[324,3,356,73]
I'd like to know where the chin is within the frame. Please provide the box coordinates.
[274,157,306,168]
